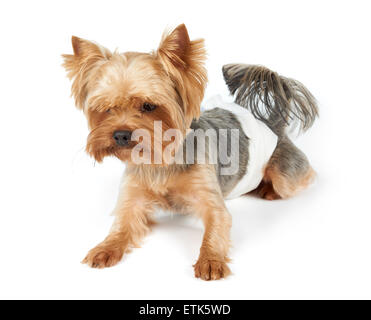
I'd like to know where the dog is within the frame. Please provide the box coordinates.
[62,24,318,280]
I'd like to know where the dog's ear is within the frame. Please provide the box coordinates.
[158,24,191,69]
[62,37,111,109]
[71,36,111,59]
[157,24,207,126]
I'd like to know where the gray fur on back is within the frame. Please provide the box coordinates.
[187,107,250,197]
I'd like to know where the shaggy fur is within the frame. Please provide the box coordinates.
[222,64,318,200]
[63,24,318,281]
[222,64,318,136]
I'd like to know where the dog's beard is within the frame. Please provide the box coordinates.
[85,113,185,164]
[87,143,141,163]
[86,131,182,165]
[85,127,153,164]
[85,126,131,162]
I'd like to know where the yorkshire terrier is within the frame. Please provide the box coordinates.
[63,24,318,280]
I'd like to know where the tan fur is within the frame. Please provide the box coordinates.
[157,24,207,127]
[255,180,281,200]
[82,164,232,280]
[63,25,231,280]
[258,165,316,200]
[63,24,314,281]
[82,175,157,268]
[63,25,206,165]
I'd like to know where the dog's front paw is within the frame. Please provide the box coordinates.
[82,243,124,269]
[193,259,231,281]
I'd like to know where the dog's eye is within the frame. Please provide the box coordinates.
[106,109,111,113]
[141,103,157,112]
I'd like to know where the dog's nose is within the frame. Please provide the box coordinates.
[113,130,132,146]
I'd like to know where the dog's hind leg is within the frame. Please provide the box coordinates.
[256,136,316,200]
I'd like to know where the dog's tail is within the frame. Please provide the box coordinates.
[222,64,318,136]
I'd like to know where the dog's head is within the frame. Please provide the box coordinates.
[62,24,207,164]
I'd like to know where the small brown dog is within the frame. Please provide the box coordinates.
[63,24,318,280]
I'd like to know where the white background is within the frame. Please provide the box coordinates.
[0,0,370,299]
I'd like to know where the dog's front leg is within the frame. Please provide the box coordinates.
[174,166,232,280]
[82,177,155,269]
[193,197,232,280]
